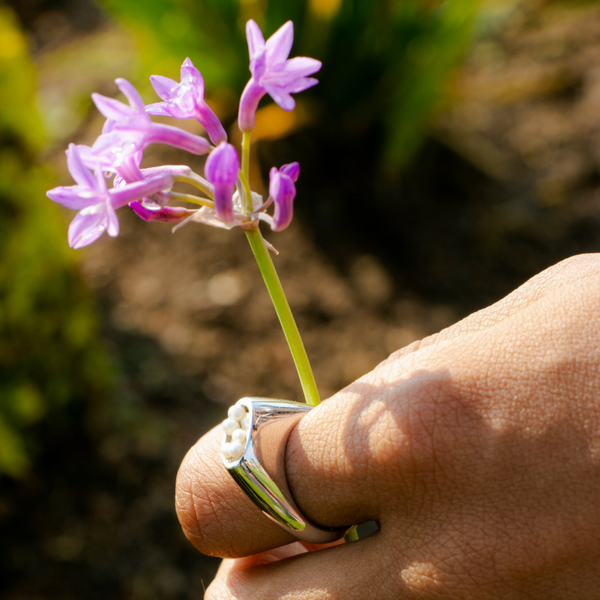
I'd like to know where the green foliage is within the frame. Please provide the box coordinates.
[101,0,481,172]
[0,5,112,477]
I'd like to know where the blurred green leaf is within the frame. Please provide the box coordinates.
[101,0,481,171]
[0,5,112,478]
[0,413,30,477]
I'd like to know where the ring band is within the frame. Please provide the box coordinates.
[221,397,348,544]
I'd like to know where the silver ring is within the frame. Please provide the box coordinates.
[220,397,348,544]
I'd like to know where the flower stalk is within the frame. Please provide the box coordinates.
[46,16,364,543]
[245,223,320,407]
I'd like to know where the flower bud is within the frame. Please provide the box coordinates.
[204,142,240,222]
[269,162,299,232]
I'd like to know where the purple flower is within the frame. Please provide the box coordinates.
[238,20,322,132]
[47,144,173,248]
[146,58,227,145]
[113,164,200,206]
[87,78,211,172]
[204,142,240,222]
[268,162,299,231]
[175,189,264,233]
[130,200,196,223]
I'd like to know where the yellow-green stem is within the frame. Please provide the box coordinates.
[175,173,213,198]
[169,192,214,207]
[242,131,251,181]
[241,128,357,543]
[344,527,359,543]
[244,227,320,407]
[239,171,253,214]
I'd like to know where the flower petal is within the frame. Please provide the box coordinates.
[265,21,294,65]
[110,173,174,209]
[180,58,204,95]
[66,143,98,190]
[113,154,144,184]
[148,123,211,155]
[279,56,322,79]
[280,162,299,181]
[68,205,108,249]
[47,185,103,210]
[264,86,295,111]
[87,131,145,172]
[188,207,242,230]
[130,200,196,223]
[246,20,265,60]
[204,144,238,222]
[196,103,227,145]
[76,143,114,171]
[238,80,267,132]
[150,75,179,101]
[284,76,320,94]
[250,50,267,81]
[213,183,236,222]
[92,93,133,121]
[204,142,237,221]
[106,201,119,237]
[145,102,175,118]
[204,142,240,184]
[116,78,147,114]
[269,167,296,231]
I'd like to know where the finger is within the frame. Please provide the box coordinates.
[218,539,344,576]
[176,426,299,557]
[177,345,468,558]
[218,543,310,576]
[207,520,600,600]
[177,254,600,558]
[176,424,350,558]
[205,534,401,600]
[283,253,600,532]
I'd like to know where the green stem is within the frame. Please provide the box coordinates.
[245,227,320,407]
[344,527,359,543]
[240,132,253,214]
[238,171,253,214]
[174,173,213,198]
[242,131,251,181]
[169,192,214,207]
[240,129,358,542]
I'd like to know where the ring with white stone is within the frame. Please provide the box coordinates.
[221,397,348,544]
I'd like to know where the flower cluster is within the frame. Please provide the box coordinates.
[47,20,321,249]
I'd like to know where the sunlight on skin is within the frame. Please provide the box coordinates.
[400,562,445,593]
[179,255,600,599]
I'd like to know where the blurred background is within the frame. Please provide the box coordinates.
[1,0,600,597]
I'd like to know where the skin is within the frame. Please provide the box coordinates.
[176,254,600,599]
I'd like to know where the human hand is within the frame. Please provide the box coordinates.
[176,254,600,599]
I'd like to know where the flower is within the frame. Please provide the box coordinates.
[86,78,211,173]
[146,58,227,145]
[130,200,196,223]
[238,20,322,131]
[47,144,174,248]
[180,190,264,232]
[113,164,199,206]
[204,142,240,222]
[268,162,299,231]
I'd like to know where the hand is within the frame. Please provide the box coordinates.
[176,254,600,599]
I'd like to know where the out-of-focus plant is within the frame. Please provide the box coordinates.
[101,0,482,172]
[0,5,111,477]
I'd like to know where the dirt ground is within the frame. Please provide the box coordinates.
[2,1,600,599]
